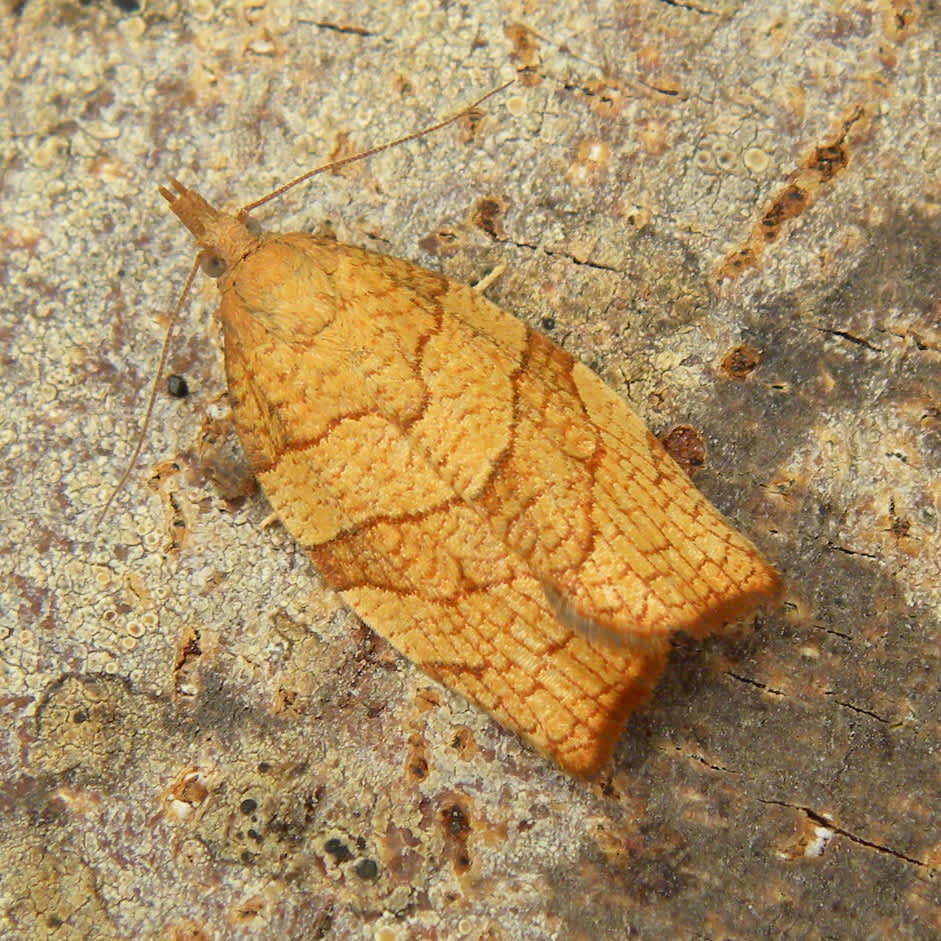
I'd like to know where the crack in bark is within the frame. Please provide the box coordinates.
[817,327,884,352]
[827,695,890,724]
[756,798,933,872]
[809,622,853,641]
[653,0,719,15]
[498,236,621,273]
[671,743,738,774]
[725,671,784,696]
[298,19,377,37]
[825,540,880,561]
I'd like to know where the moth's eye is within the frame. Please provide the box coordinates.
[201,253,227,278]
[244,215,263,236]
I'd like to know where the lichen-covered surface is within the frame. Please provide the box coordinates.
[2,1,939,938]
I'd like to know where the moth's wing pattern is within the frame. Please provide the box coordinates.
[217,236,679,773]
[220,253,667,774]
[217,232,777,773]
[319,496,668,776]
[339,245,782,643]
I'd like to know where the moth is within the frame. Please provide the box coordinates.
[154,89,780,775]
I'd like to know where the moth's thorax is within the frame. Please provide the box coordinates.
[221,235,340,345]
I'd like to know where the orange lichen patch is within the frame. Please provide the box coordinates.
[637,118,671,158]
[584,78,627,118]
[405,732,430,783]
[230,895,267,927]
[634,45,685,98]
[173,624,204,700]
[881,0,918,41]
[163,767,211,823]
[568,137,611,185]
[716,105,870,284]
[449,725,479,762]
[148,459,190,550]
[438,793,474,877]
[162,180,781,776]
[720,343,762,381]
[661,425,706,476]
[505,23,541,73]
[383,821,423,884]
[472,196,508,239]
[775,813,835,861]
[418,228,462,258]
[161,919,212,941]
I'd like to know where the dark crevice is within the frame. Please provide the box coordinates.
[809,622,853,641]
[501,237,620,273]
[560,77,685,101]
[827,696,890,724]
[637,80,685,97]
[756,798,931,871]
[653,0,719,15]
[825,540,880,561]
[817,327,884,352]
[298,19,377,37]
[669,743,738,775]
[725,672,785,696]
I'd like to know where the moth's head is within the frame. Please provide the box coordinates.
[160,179,261,279]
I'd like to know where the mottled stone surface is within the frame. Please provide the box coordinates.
[2,1,938,938]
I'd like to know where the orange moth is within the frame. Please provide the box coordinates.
[149,86,780,776]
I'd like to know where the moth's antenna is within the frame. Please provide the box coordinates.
[238,79,514,217]
[95,253,203,531]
